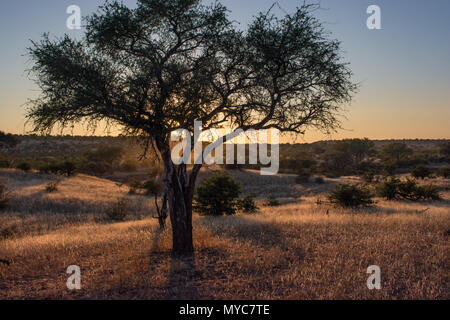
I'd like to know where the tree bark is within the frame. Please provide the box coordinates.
[159,145,197,257]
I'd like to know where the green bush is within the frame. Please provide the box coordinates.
[194,172,241,216]
[236,195,258,213]
[142,178,162,196]
[296,168,311,183]
[314,176,325,184]
[439,167,450,179]
[0,153,10,168]
[106,198,129,221]
[264,197,280,207]
[328,184,374,208]
[0,184,12,209]
[411,165,431,179]
[60,161,76,176]
[377,178,441,201]
[79,160,110,175]
[45,181,59,193]
[0,225,20,239]
[376,177,402,200]
[16,161,31,172]
[120,159,139,172]
[362,169,376,183]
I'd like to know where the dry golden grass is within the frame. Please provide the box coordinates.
[0,169,449,300]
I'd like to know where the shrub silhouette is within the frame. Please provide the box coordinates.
[16,162,31,172]
[194,172,241,216]
[236,195,258,213]
[411,165,431,179]
[377,178,440,201]
[60,161,76,176]
[296,168,312,183]
[45,181,59,193]
[439,167,450,179]
[328,184,374,208]
[264,197,281,207]
[0,225,20,239]
[0,184,12,209]
[377,177,402,200]
[106,198,129,221]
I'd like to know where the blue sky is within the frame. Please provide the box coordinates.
[0,0,449,141]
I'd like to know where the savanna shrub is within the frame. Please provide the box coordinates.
[236,195,258,213]
[376,177,402,200]
[296,168,311,183]
[411,165,431,179]
[0,153,10,168]
[0,184,12,209]
[120,158,139,172]
[194,172,241,216]
[60,161,76,176]
[128,179,143,194]
[0,225,20,239]
[328,184,374,208]
[45,181,59,193]
[377,178,441,201]
[439,167,450,179]
[264,197,280,207]
[362,169,376,183]
[16,161,31,172]
[142,178,162,196]
[314,176,325,184]
[106,198,129,221]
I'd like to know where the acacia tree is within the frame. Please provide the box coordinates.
[26,0,356,256]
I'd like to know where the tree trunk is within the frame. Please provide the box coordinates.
[159,145,200,257]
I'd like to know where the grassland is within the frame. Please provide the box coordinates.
[0,168,449,300]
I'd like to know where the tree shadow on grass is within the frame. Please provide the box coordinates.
[197,215,305,265]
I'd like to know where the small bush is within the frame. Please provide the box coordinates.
[128,179,143,194]
[377,177,402,200]
[120,159,139,172]
[60,161,76,176]
[411,165,431,179]
[16,161,31,172]
[328,184,374,208]
[296,169,311,183]
[236,195,258,213]
[106,198,129,221]
[0,225,20,239]
[438,167,450,179]
[45,181,59,193]
[0,153,10,168]
[194,172,241,216]
[377,178,441,201]
[142,178,162,196]
[264,197,280,207]
[362,170,376,183]
[314,176,325,184]
[0,184,11,209]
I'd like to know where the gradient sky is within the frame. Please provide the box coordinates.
[0,0,449,142]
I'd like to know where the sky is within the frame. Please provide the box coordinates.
[0,0,449,142]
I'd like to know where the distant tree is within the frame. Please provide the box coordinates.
[26,0,356,256]
[411,165,431,179]
[382,143,413,162]
[323,138,376,175]
[0,131,18,149]
[438,142,450,159]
